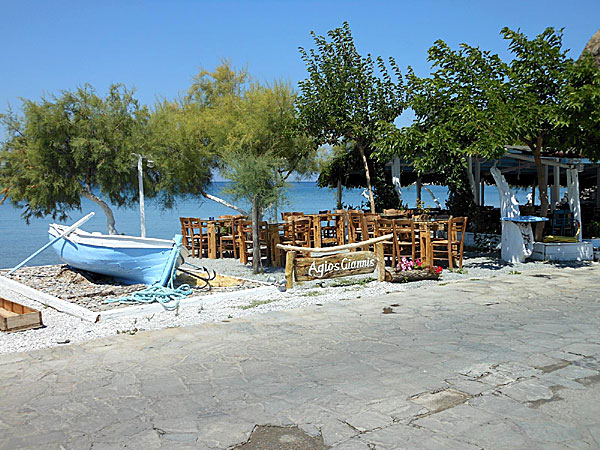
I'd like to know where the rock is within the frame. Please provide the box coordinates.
[581,28,600,66]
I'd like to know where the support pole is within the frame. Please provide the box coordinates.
[336,178,343,210]
[416,177,422,207]
[136,154,146,238]
[544,165,549,212]
[474,158,481,205]
[480,180,485,206]
[552,165,560,211]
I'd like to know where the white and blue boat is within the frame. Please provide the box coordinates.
[48,224,187,286]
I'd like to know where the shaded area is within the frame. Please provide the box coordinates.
[234,425,328,450]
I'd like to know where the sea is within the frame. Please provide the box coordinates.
[0,181,535,269]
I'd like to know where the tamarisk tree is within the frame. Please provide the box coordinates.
[0,85,151,234]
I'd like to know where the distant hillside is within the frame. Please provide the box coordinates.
[581,28,600,65]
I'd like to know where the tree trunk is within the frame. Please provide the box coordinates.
[336,178,343,210]
[251,195,263,274]
[531,136,549,241]
[199,189,248,216]
[357,143,376,213]
[416,177,422,208]
[82,189,118,235]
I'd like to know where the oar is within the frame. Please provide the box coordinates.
[6,212,95,275]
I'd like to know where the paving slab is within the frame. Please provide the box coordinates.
[1,264,600,449]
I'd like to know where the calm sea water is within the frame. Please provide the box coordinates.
[0,181,533,269]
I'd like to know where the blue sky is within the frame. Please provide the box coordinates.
[1,0,599,126]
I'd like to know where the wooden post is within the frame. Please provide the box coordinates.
[285,251,296,290]
[207,222,217,259]
[336,178,343,210]
[375,242,385,282]
[271,229,281,268]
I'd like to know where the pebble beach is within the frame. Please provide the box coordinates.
[1,252,590,355]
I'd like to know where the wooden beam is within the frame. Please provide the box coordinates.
[0,275,100,322]
[276,233,393,254]
[504,152,574,169]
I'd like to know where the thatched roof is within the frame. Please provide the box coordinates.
[581,28,600,66]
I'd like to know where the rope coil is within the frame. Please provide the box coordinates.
[105,240,192,311]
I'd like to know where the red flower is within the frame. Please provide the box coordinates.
[435,266,443,274]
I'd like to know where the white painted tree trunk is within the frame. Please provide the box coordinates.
[490,165,533,263]
[567,168,582,241]
[391,156,402,204]
[81,189,118,235]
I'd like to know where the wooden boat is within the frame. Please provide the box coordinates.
[48,224,188,286]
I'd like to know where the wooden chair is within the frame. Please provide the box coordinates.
[314,212,344,247]
[289,216,313,248]
[218,216,243,259]
[179,217,194,253]
[238,220,270,266]
[393,219,417,262]
[359,213,379,251]
[347,210,364,248]
[190,218,209,258]
[430,216,468,269]
[376,218,395,266]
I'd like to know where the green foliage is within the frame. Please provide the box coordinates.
[0,85,150,230]
[297,22,404,211]
[219,81,317,211]
[376,26,600,234]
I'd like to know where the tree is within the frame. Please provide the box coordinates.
[376,27,600,239]
[0,85,151,234]
[217,82,317,273]
[297,22,404,212]
[147,63,248,215]
[150,63,317,273]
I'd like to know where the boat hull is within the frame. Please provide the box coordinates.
[48,225,185,286]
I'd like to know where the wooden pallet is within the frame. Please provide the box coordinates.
[0,297,43,332]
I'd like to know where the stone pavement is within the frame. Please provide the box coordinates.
[1,264,600,449]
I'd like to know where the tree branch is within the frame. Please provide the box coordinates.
[199,189,248,216]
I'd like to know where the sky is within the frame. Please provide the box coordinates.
[1,0,598,122]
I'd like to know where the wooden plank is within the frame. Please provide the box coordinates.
[294,251,378,282]
[0,275,100,322]
[0,308,18,318]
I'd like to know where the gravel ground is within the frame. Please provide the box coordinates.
[0,252,594,355]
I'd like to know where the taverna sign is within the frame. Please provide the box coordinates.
[295,251,380,282]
